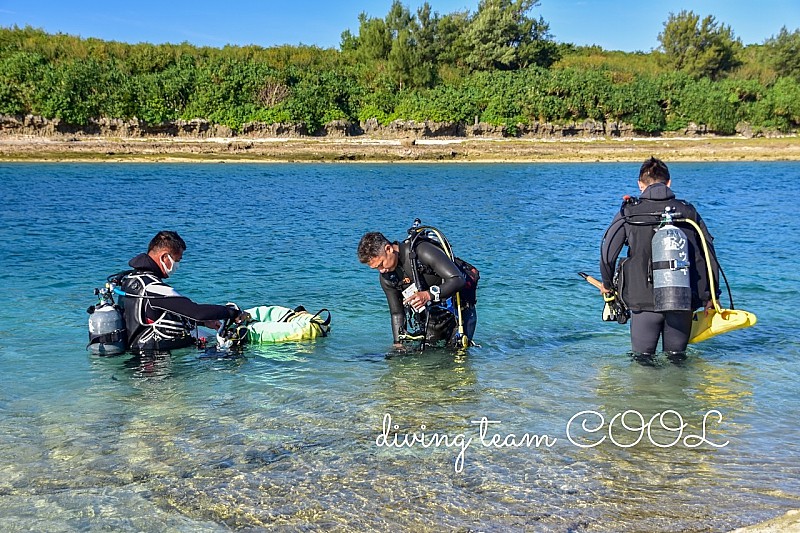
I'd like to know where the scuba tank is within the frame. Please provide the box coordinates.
[651,207,691,312]
[87,277,128,356]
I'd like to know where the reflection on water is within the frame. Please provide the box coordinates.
[563,357,757,530]
[0,162,798,531]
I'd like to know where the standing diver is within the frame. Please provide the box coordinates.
[357,227,478,351]
[120,231,248,353]
[599,157,720,363]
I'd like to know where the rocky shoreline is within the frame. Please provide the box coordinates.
[1,114,799,163]
[2,134,800,163]
[0,114,648,139]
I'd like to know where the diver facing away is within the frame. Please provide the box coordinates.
[599,157,720,363]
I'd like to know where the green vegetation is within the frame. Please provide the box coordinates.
[658,10,741,81]
[1,1,799,135]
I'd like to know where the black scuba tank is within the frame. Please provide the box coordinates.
[651,213,691,312]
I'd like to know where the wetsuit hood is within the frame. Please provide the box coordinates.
[128,253,162,278]
[640,182,675,201]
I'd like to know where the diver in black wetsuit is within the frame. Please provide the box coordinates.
[357,231,477,349]
[120,231,247,353]
[599,157,720,362]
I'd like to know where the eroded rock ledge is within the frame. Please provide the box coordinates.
[0,114,761,140]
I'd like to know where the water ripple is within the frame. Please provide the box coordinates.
[0,162,798,531]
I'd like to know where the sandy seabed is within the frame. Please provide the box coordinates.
[2,134,800,163]
[732,510,800,532]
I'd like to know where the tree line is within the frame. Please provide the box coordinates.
[2,0,800,135]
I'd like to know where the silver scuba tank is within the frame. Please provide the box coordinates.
[87,282,127,355]
[651,214,691,312]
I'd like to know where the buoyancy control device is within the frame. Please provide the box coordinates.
[86,272,129,356]
[651,207,692,312]
[402,219,479,349]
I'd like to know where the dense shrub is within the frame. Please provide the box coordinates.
[1,25,798,134]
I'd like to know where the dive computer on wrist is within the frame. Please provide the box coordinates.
[430,285,441,302]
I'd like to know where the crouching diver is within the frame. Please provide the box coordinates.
[119,231,248,354]
[600,157,720,364]
[357,223,479,351]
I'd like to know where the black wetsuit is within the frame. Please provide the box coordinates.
[379,240,477,344]
[120,253,237,353]
[600,183,719,355]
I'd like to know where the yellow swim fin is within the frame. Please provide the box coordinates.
[689,308,758,344]
[677,217,757,345]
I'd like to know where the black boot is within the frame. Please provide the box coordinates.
[632,352,657,366]
[666,351,687,365]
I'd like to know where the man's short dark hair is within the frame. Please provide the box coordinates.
[639,156,670,185]
[148,231,187,255]
[357,232,390,264]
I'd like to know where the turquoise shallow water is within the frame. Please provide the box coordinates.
[0,162,798,531]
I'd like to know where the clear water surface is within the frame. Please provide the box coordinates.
[0,162,797,532]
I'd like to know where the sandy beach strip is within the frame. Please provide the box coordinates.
[1,135,800,163]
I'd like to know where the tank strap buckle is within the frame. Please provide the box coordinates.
[653,259,690,271]
[88,328,126,346]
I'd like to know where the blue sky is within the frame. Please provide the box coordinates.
[1,0,799,52]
